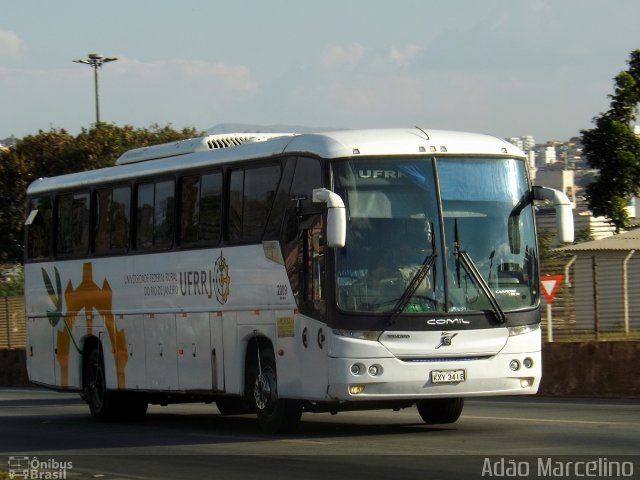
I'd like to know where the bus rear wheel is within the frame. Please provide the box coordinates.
[249,346,302,433]
[416,397,464,424]
[85,347,115,421]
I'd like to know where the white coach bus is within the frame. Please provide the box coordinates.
[24,128,573,433]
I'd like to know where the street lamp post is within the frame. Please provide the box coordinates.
[73,53,118,125]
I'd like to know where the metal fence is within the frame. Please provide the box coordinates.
[541,256,640,342]
[0,296,25,349]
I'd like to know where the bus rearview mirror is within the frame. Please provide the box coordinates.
[312,188,346,248]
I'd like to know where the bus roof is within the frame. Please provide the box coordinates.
[26,128,524,195]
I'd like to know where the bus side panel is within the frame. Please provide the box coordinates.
[144,313,178,390]
[210,313,225,392]
[275,314,329,401]
[176,312,212,391]
[221,311,241,395]
[26,317,56,386]
[63,317,86,389]
[119,314,146,390]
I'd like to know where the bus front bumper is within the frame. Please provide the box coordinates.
[326,351,541,401]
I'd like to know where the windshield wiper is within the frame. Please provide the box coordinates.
[454,219,507,324]
[385,254,437,326]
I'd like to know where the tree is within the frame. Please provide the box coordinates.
[0,265,24,296]
[581,49,640,232]
[0,123,203,262]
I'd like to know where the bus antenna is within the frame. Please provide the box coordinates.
[415,126,430,140]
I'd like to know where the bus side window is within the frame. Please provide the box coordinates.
[135,180,175,250]
[95,186,130,255]
[227,164,281,243]
[26,195,53,260]
[56,191,89,257]
[180,172,222,246]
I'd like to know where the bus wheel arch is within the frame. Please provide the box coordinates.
[245,335,302,433]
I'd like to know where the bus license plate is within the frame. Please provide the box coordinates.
[431,369,466,384]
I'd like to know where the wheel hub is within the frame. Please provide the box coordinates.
[254,369,276,411]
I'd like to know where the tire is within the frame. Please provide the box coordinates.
[85,347,148,422]
[417,397,464,424]
[216,397,252,415]
[249,346,302,433]
[85,347,116,421]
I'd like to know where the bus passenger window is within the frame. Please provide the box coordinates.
[200,173,222,242]
[111,187,131,251]
[135,180,175,250]
[26,195,53,260]
[227,165,281,242]
[95,186,130,255]
[228,170,244,242]
[180,172,222,245]
[57,191,89,257]
[180,175,200,243]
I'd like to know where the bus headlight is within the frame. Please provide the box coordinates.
[508,324,540,336]
[368,364,383,377]
[333,329,382,341]
[509,359,521,371]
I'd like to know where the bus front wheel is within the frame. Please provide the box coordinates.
[416,397,464,424]
[249,346,302,433]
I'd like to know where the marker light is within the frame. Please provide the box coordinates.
[349,385,365,395]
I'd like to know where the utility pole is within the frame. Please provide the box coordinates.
[73,53,118,125]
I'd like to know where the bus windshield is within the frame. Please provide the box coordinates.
[332,157,538,316]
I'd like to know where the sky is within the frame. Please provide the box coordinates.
[1,0,640,142]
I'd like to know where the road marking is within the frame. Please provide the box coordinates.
[464,415,640,427]
[277,439,333,445]
[185,433,332,445]
[184,432,266,442]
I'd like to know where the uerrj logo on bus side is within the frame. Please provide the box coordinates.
[213,252,231,304]
[177,252,231,304]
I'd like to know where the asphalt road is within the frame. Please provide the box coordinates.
[0,388,638,480]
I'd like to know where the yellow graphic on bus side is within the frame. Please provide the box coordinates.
[43,262,127,388]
